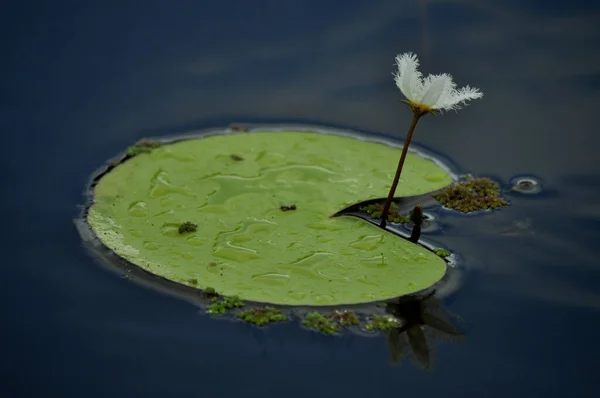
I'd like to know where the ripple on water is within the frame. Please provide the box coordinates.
[510,175,543,194]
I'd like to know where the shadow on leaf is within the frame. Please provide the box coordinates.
[330,192,441,245]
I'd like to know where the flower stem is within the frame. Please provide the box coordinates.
[380,109,425,227]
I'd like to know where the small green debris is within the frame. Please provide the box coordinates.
[237,307,288,326]
[302,312,339,335]
[433,248,450,258]
[126,139,161,157]
[178,221,197,234]
[203,287,218,298]
[376,302,388,308]
[432,177,509,213]
[361,202,410,224]
[230,154,244,161]
[207,295,245,315]
[188,278,198,286]
[364,314,401,331]
[280,204,297,212]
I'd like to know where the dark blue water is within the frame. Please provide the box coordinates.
[3,1,599,397]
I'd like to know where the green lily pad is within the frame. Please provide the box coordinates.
[87,131,452,306]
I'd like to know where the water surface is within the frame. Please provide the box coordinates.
[2,1,599,397]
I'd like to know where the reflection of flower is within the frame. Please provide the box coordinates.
[394,52,483,113]
[383,294,464,370]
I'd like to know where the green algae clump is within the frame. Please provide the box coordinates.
[178,221,197,234]
[432,177,508,213]
[279,204,297,212]
[203,287,218,298]
[433,248,450,258]
[207,295,245,315]
[237,307,288,326]
[364,314,401,331]
[302,312,339,335]
[302,310,360,334]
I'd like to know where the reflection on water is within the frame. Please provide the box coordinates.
[383,293,464,369]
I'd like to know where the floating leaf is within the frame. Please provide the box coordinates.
[87,131,452,305]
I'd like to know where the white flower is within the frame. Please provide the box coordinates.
[393,52,483,113]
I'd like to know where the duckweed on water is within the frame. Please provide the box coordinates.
[433,248,450,258]
[207,295,244,314]
[302,312,339,335]
[360,202,410,224]
[432,177,508,213]
[364,314,401,331]
[125,139,161,157]
[237,307,288,326]
[302,310,360,334]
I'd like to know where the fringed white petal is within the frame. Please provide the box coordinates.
[393,52,422,101]
[419,73,455,107]
[449,85,484,109]
[392,52,483,111]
